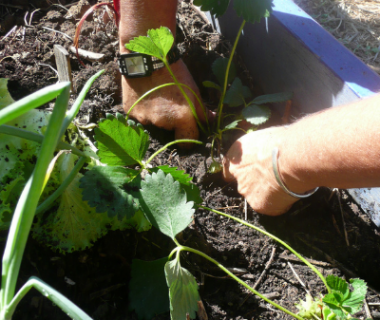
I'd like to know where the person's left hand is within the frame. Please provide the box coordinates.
[223,127,301,216]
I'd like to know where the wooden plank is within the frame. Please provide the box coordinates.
[54,44,73,90]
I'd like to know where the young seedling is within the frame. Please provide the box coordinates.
[125,26,210,134]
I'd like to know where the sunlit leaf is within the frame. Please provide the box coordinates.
[125,26,174,60]
[33,154,110,253]
[224,119,241,130]
[242,104,271,126]
[343,278,367,314]
[151,165,202,204]
[322,275,367,319]
[94,114,149,166]
[165,259,200,320]
[138,170,194,240]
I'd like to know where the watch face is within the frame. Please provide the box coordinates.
[125,56,146,75]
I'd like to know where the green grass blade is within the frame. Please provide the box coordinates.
[35,156,87,215]
[60,70,105,136]
[2,276,93,320]
[0,82,69,127]
[1,84,70,309]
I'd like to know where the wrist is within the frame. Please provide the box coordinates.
[276,127,319,195]
[119,0,177,54]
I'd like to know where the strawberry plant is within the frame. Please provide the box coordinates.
[123,2,294,170]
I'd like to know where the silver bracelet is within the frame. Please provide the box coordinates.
[272,147,319,198]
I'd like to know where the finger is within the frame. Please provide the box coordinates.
[222,156,235,182]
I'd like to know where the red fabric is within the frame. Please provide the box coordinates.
[113,0,120,25]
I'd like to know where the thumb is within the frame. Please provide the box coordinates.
[222,156,235,182]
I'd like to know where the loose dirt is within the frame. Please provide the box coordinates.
[1,1,380,319]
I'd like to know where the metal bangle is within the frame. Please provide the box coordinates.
[272,147,319,198]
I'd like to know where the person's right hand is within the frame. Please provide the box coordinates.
[222,127,304,216]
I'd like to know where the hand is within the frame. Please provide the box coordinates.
[122,59,211,142]
[222,127,301,216]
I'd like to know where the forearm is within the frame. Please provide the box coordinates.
[280,94,380,192]
[119,0,177,54]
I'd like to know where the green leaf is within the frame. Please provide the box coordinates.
[322,306,337,320]
[212,58,236,86]
[125,26,174,60]
[151,165,202,204]
[251,91,293,105]
[193,0,230,17]
[323,293,345,319]
[224,78,251,107]
[33,154,110,253]
[343,278,367,314]
[139,170,194,240]
[109,209,152,233]
[94,114,149,166]
[165,259,200,320]
[234,0,273,23]
[224,119,241,130]
[326,275,349,300]
[202,80,221,91]
[242,104,271,125]
[80,166,140,220]
[208,160,222,174]
[129,258,170,319]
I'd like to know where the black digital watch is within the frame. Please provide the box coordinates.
[117,45,181,78]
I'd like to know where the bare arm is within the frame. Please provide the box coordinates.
[223,94,380,215]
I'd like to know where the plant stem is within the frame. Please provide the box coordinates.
[2,276,92,320]
[35,156,86,215]
[144,139,202,167]
[0,85,70,309]
[162,59,208,135]
[126,83,177,118]
[0,125,90,159]
[178,244,304,320]
[216,20,246,132]
[198,205,329,292]
[126,82,208,131]
[168,247,180,260]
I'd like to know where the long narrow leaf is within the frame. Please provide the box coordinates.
[60,69,105,136]
[0,82,68,127]
[1,83,70,309]
[3,276,93,320]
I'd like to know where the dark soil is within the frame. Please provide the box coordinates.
[1,1,380,319]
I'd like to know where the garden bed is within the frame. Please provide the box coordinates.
[1,1,380,319]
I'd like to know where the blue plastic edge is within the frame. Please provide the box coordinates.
[272,0,380,98]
